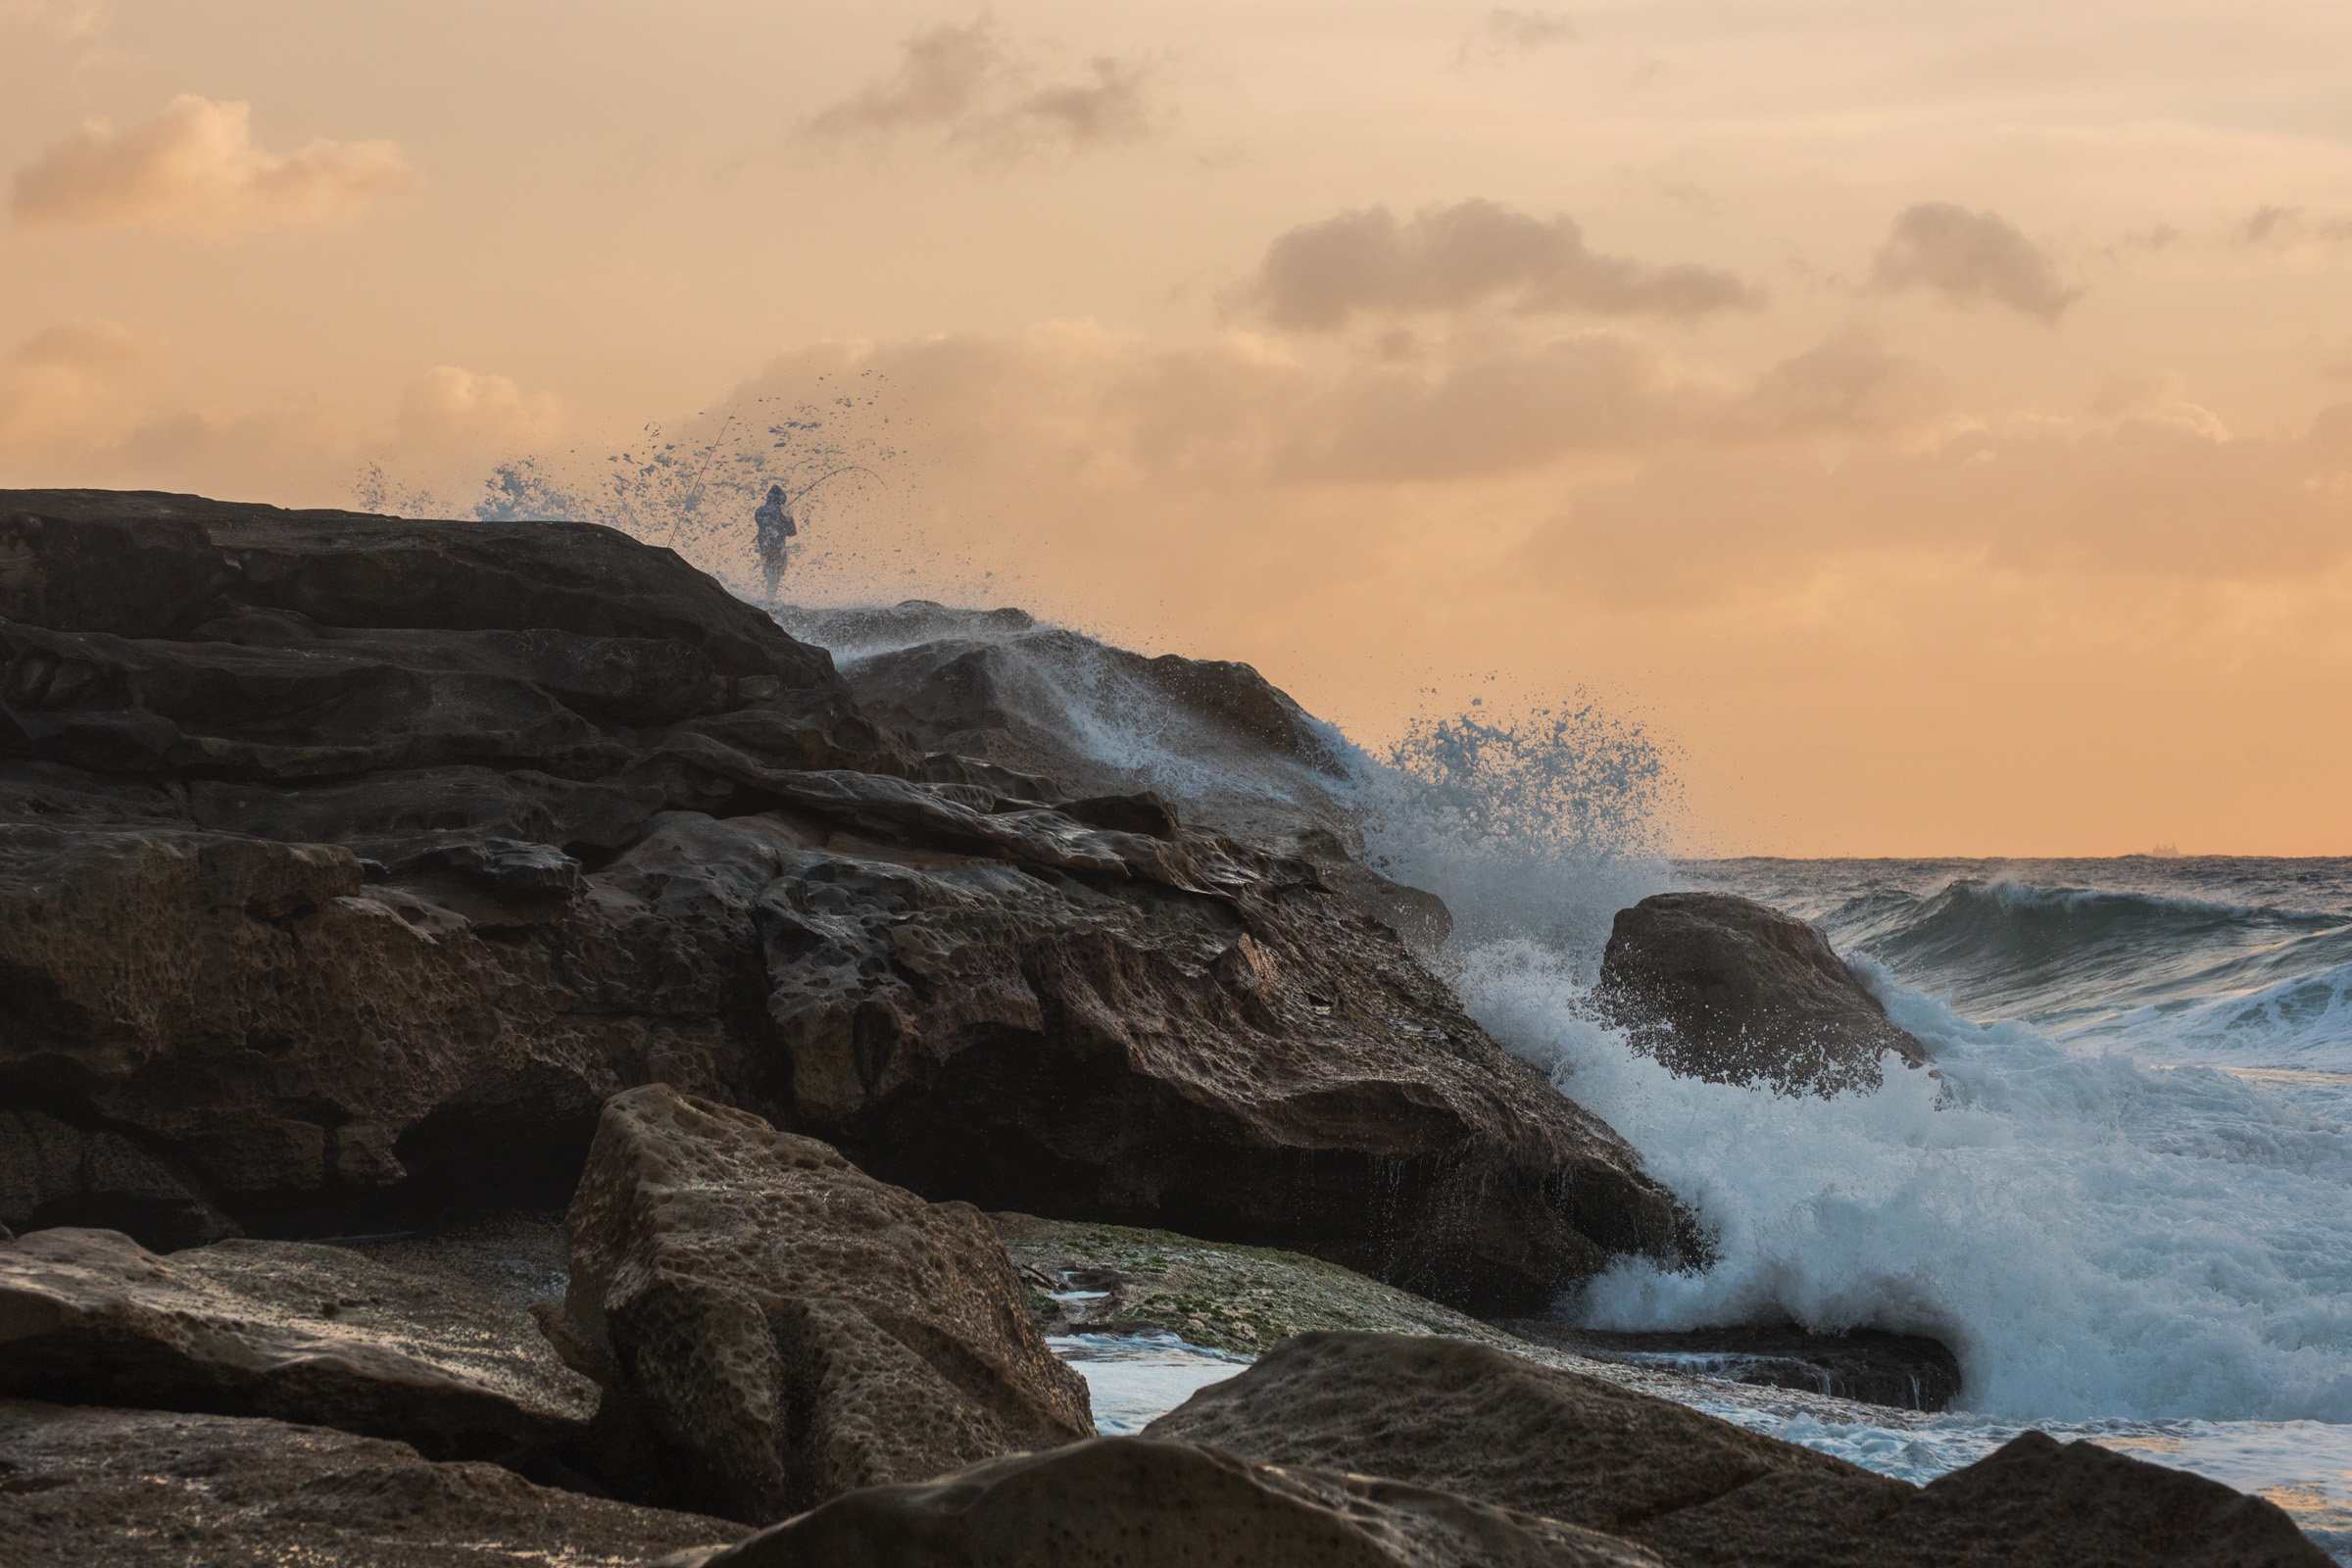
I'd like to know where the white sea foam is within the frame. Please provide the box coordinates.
[1457,941,2352,1427]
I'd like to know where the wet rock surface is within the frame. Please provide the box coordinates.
[1594,892,1930,1095]
[555,1084,1093,1523]
[0,490,1680,1313]
[0,1226,595,1463]
[0,1398,743,1566]
[650,1435,1668,1568]
[1145,1333,2328,1567]
[1000,1212,1542,1356]
[1494,1319,1962,1411]
[1147,1333,1895,1541]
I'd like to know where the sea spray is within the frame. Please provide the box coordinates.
[1354,700,1681,966]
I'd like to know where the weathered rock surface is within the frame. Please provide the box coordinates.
[557,1084,1093,1523]
[0,1226,594,1462]
[1594,892,1930,1095]
[0,489,1682,1315]
[1148,1332,1895,1540]
[651,1435,1668,1568]
[781,600,1348,808]
[0,1398,743,1566]
[1496,1319,1962,1411]
[1145,1333,2328,1567]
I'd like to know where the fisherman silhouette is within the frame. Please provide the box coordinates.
[753,483,796,599]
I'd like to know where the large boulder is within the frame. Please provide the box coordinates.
[651,1435,1666,1568]
[741,790,1682,1310]
[1593,893,1928,1095]
[0,1398,743,1566]
[0,1226,594,1463]
[1144,1333,2328,1568]
[0,490,1681,1316]
[555,1084,1093,1523]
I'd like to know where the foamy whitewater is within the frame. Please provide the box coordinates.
[772,603,2352,1556]
[1459,858,2352,1557]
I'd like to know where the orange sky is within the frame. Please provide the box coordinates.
[5,1,2351,856]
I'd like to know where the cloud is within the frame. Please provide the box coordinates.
[802,18,1164,161]
[0,341,559,503]
[0,0,104,38]
[1869,203,2081,321]
[1722,334,1950,441]
[2235,204,2352,248]
[1525,399,2352,607]
[395,367,565,453]
[1458,8,1576,65]
[1244,200,1761,332]
[11,95,416,236]
[0,318,153,446]
[11,317,148,372]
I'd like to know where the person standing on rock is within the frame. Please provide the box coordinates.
[754,483,796,599]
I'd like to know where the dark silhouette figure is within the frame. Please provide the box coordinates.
[754,483,796,598]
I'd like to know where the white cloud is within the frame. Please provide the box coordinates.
[11,95,417,236]
[395,367,565,454]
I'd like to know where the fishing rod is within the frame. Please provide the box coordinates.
[785,464,884,510]
[666,405,744,545]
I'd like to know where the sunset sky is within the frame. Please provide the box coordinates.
[5,0,2350,856]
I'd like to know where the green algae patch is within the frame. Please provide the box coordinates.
[993,1212,1547,1359]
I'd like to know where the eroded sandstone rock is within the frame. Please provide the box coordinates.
[0,1398,743,1567]
[0,1226,594,1462]
[558,1084,1093,1523]
[0,490,1682,1314]
[1594,892,1929,1095]
[1145,1332,2328,1568]
[650,1435,1667,1568]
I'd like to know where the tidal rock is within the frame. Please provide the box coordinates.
[650,1435,1667,1568]
[1496,1319,1962,1411]
[1144,1333,2328,1567]
[1146,1332,1895,1540]
[0,1226,594,1462]
[557,1084,1092,1523]
[0,1398,743,1567]
[1594,892,1928,1095]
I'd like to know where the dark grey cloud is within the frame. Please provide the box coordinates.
[1246,199,1761,332]
[1869,203,2080,321]
[801,18,1163,161]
